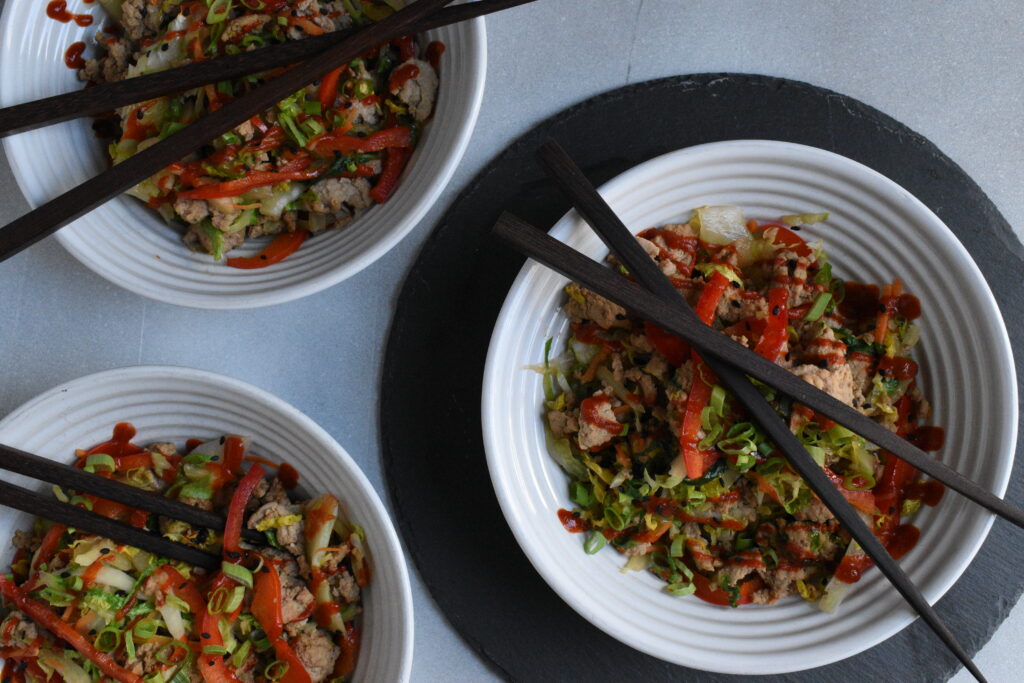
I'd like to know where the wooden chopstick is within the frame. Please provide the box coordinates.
[0,0,538,138]
[0,480,219,570]
[0,0,455,265]
[531,140,986,682]
[489,204,1024,531]
[0,442,263,544]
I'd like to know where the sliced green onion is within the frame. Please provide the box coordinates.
[125,629,136,660]
[94,627,121,653]
[231,639,252,668]
[665,581,696,597]
[669,534,685,558]
[583,531,606,555]
[216,81,233,96]
[709,385,727,417]
[179,481,214,500]
[781,212,829,226]
[206,0,232,24]
[85,453,116,472]
[202,645,229,656]
[134,619,158,641]
[265,660,290,681]
[222,561,253,589]
[569,482,592,508]
[155,641,189,665]
[804,292,832,321]
[805,445,826,467]
[603,508,625,531]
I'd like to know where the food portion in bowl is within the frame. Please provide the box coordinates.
[539,206,946,610]
[0,422,369,682]
[79,0,443,266]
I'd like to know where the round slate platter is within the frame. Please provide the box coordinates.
[380,73,1024,681]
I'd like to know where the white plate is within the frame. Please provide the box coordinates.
[482,140,1017,674]
[0,365,414,683]
[0,4,486,309]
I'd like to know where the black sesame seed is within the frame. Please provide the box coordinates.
[791,225,801,231]
[211,455,220,461]
[89,629,97,636]
[116,590,127,597]
[260,254,268,260]
[731,300,741,308]
[772,306,780,316]
[691,269,701,278]
[201,632,211,639]
[219,437,225,444]
[787,259,797,269]
[878,304,887,313]
[100,547,110,554]
[226,550,241,559]
[60,571,70,579]
[178,581,188,589]
[615,313,626,320]
[135,109,144,120]
[161,43,169,51]
[731,281,740,288]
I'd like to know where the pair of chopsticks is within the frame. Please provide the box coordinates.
[493,140,1022,681]
[0,442,267,571]
[0,0,539,264]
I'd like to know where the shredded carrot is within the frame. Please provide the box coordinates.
[580,349,607,383]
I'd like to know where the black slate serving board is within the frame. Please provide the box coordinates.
[380,73,1024,681]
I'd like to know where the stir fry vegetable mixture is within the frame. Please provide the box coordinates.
[80,0,442,266]
[541,206,945,610]
[0,424,369,682]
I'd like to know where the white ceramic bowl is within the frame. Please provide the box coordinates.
[0,5,485,309]
[0,365,413,683]
[482,140,1017,674]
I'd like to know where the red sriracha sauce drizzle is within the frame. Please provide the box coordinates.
[46,0,93,26]
[557,509,590,533]
[64,41,87,69]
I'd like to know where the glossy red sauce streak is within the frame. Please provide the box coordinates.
[185,438,203,452]
[557,509,590,533]
[388,63,420,92]
[278,462,299,489]
[425,40,445,71]
[877,355,919,380]
[835,524,920,582]
[906,479,946,506]
[908,425,945,451]
[314,602,341,629]
[896,293,921,319]
[848,351,874,365]
[84,422,144,457]
[579,395,621,433]
[46,0,93,26]
[64,41,87,69]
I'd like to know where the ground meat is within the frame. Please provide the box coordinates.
[717,550,765,587]
[392,58,438,121]
[0,611,38,649]
[126,642,162,678]
[307,177,372,215]
[348,98,382,126]
[259,477,292,506]
[563,283,629,329]
[79,38,131,84]
[121,0,168,41]
[716,288,766,324]
[248,501,305,557]
[209,205,242,231]
[13,530,39,553]
[288,623,339,683]
[622,542,653,557]
[790,362,856,406]
[329,569,360,604]
[173,198,209,224]
[178,496,214,511]
[753,563,815,604]
[262,549,315,623]
[576,395,620,451]
[643,352,669,381]
[547,410,579,440]
[793,497,834,523]
[221,14,270,43]
[800,325,847,369]
[682,524,720,572]
[782,521,839,561]
[772,248,811,307]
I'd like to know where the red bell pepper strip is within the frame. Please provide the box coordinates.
[319,67,346,111]
[311,126,412,156]
[333,623,361,680]
[672,271,730,480]
[643,320,690,367]
[223,463,265,556]
[764,224,812,257]
[227,230,309,270]
[368,146,409,204]
[252,561,313,683]
[822,467,877,515]
[177,167,321,200]
[691,571,760,606]
[198,573,245,683]
[223,435,246,479]
[754,287,789,361]
[0,575,142,683]
[29,523,65,574]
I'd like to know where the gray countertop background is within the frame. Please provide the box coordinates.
[1,1,1021,680]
